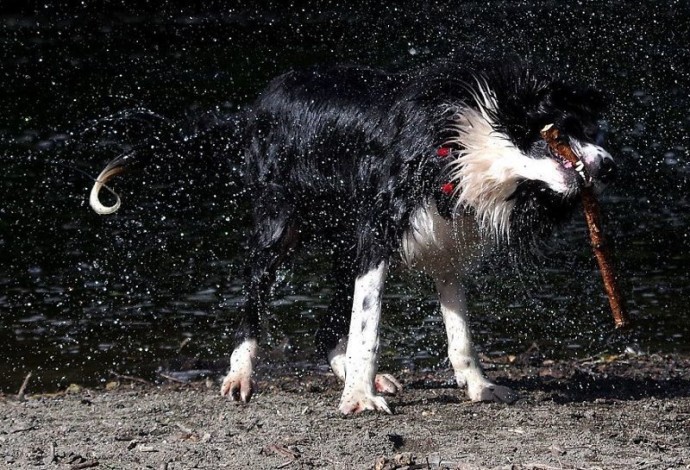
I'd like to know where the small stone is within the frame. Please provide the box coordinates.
[105,381,119,391]
[374,456,388,470]
[394,452,414,465]
[549,444,566,456]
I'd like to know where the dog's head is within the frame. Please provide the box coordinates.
[498,76,616,193]
[442,66,616,241]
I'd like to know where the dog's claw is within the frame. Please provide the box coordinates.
[220,373,254,403]
[339,393,392,415]
[374,373,403,395]
[468,382,517,404]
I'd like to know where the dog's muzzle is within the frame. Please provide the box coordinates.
[575,142,617,188]
[596,156,617,184]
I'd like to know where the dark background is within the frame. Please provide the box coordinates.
[1,1,689,391]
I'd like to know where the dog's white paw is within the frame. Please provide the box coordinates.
[220,371,254,402]
[221,339,258,402]
[467,381,517,404]
[374,373,403,395]
[339,390,392,415]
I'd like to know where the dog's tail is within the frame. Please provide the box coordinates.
[89,153,131,214]
[88,108,244,215]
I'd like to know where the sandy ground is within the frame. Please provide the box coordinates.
[2,353,689,470]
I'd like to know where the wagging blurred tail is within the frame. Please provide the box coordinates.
[88,109,245,215]
[89,154,130,215]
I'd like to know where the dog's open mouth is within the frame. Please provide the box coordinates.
[547,144,574,170]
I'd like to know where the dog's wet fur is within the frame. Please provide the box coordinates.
[90,58,616,414]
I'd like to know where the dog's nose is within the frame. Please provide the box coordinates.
[597,157,617,184]
[576,142,616,185]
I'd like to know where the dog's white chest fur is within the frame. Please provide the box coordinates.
[401,201,486,276]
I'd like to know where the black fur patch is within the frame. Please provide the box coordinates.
[231,59,608,348]
[362,295,374,311]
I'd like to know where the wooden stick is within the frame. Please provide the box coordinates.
[541,124,630,329]
[70,460,100,470]
[108,370,153,385]
[17,372,32,401]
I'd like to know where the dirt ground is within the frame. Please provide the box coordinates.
[2,353,689,470]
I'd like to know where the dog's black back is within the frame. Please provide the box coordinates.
[244,66,453,274]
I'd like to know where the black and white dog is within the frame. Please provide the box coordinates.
[90,59,616,414]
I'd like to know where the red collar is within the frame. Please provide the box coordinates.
[437,146,455,195]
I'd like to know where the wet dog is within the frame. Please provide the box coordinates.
[90,59,616,414]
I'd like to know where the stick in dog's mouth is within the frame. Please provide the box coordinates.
[542,124,591,185]
[541,124,630,329]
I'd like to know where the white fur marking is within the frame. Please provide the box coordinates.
[435,276,516,403]
[571,141,614,192]
[220,338,258,401]
[89,167,123,215]
[338,261,391,414]
[573,141,613,169]
[327,337,348,381]
[329,337,403,395]
[435,278,487,390]
[402,200,485,275]
[442,83,574,240]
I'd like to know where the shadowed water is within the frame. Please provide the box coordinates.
[1,1,689,392]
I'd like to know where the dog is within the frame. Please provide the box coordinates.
[90,58,616,414]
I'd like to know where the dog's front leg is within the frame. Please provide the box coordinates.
[435,276,517,404]
[338,260,392,415]
[220,337,258,402]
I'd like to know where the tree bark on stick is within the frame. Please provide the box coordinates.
[541,124,630,329]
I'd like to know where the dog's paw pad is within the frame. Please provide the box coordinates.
[339,392,392,415]
[374,373,403,395]
[469,383,517,404]
[220,373,254,403]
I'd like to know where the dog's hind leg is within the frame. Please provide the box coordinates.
[435,275,518,404]
[221,216,299,403]
[318,258,402,397]
[336,260,396,414]
[328,340,402,396]
[315,252,355,361]
[318,264,352,383]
